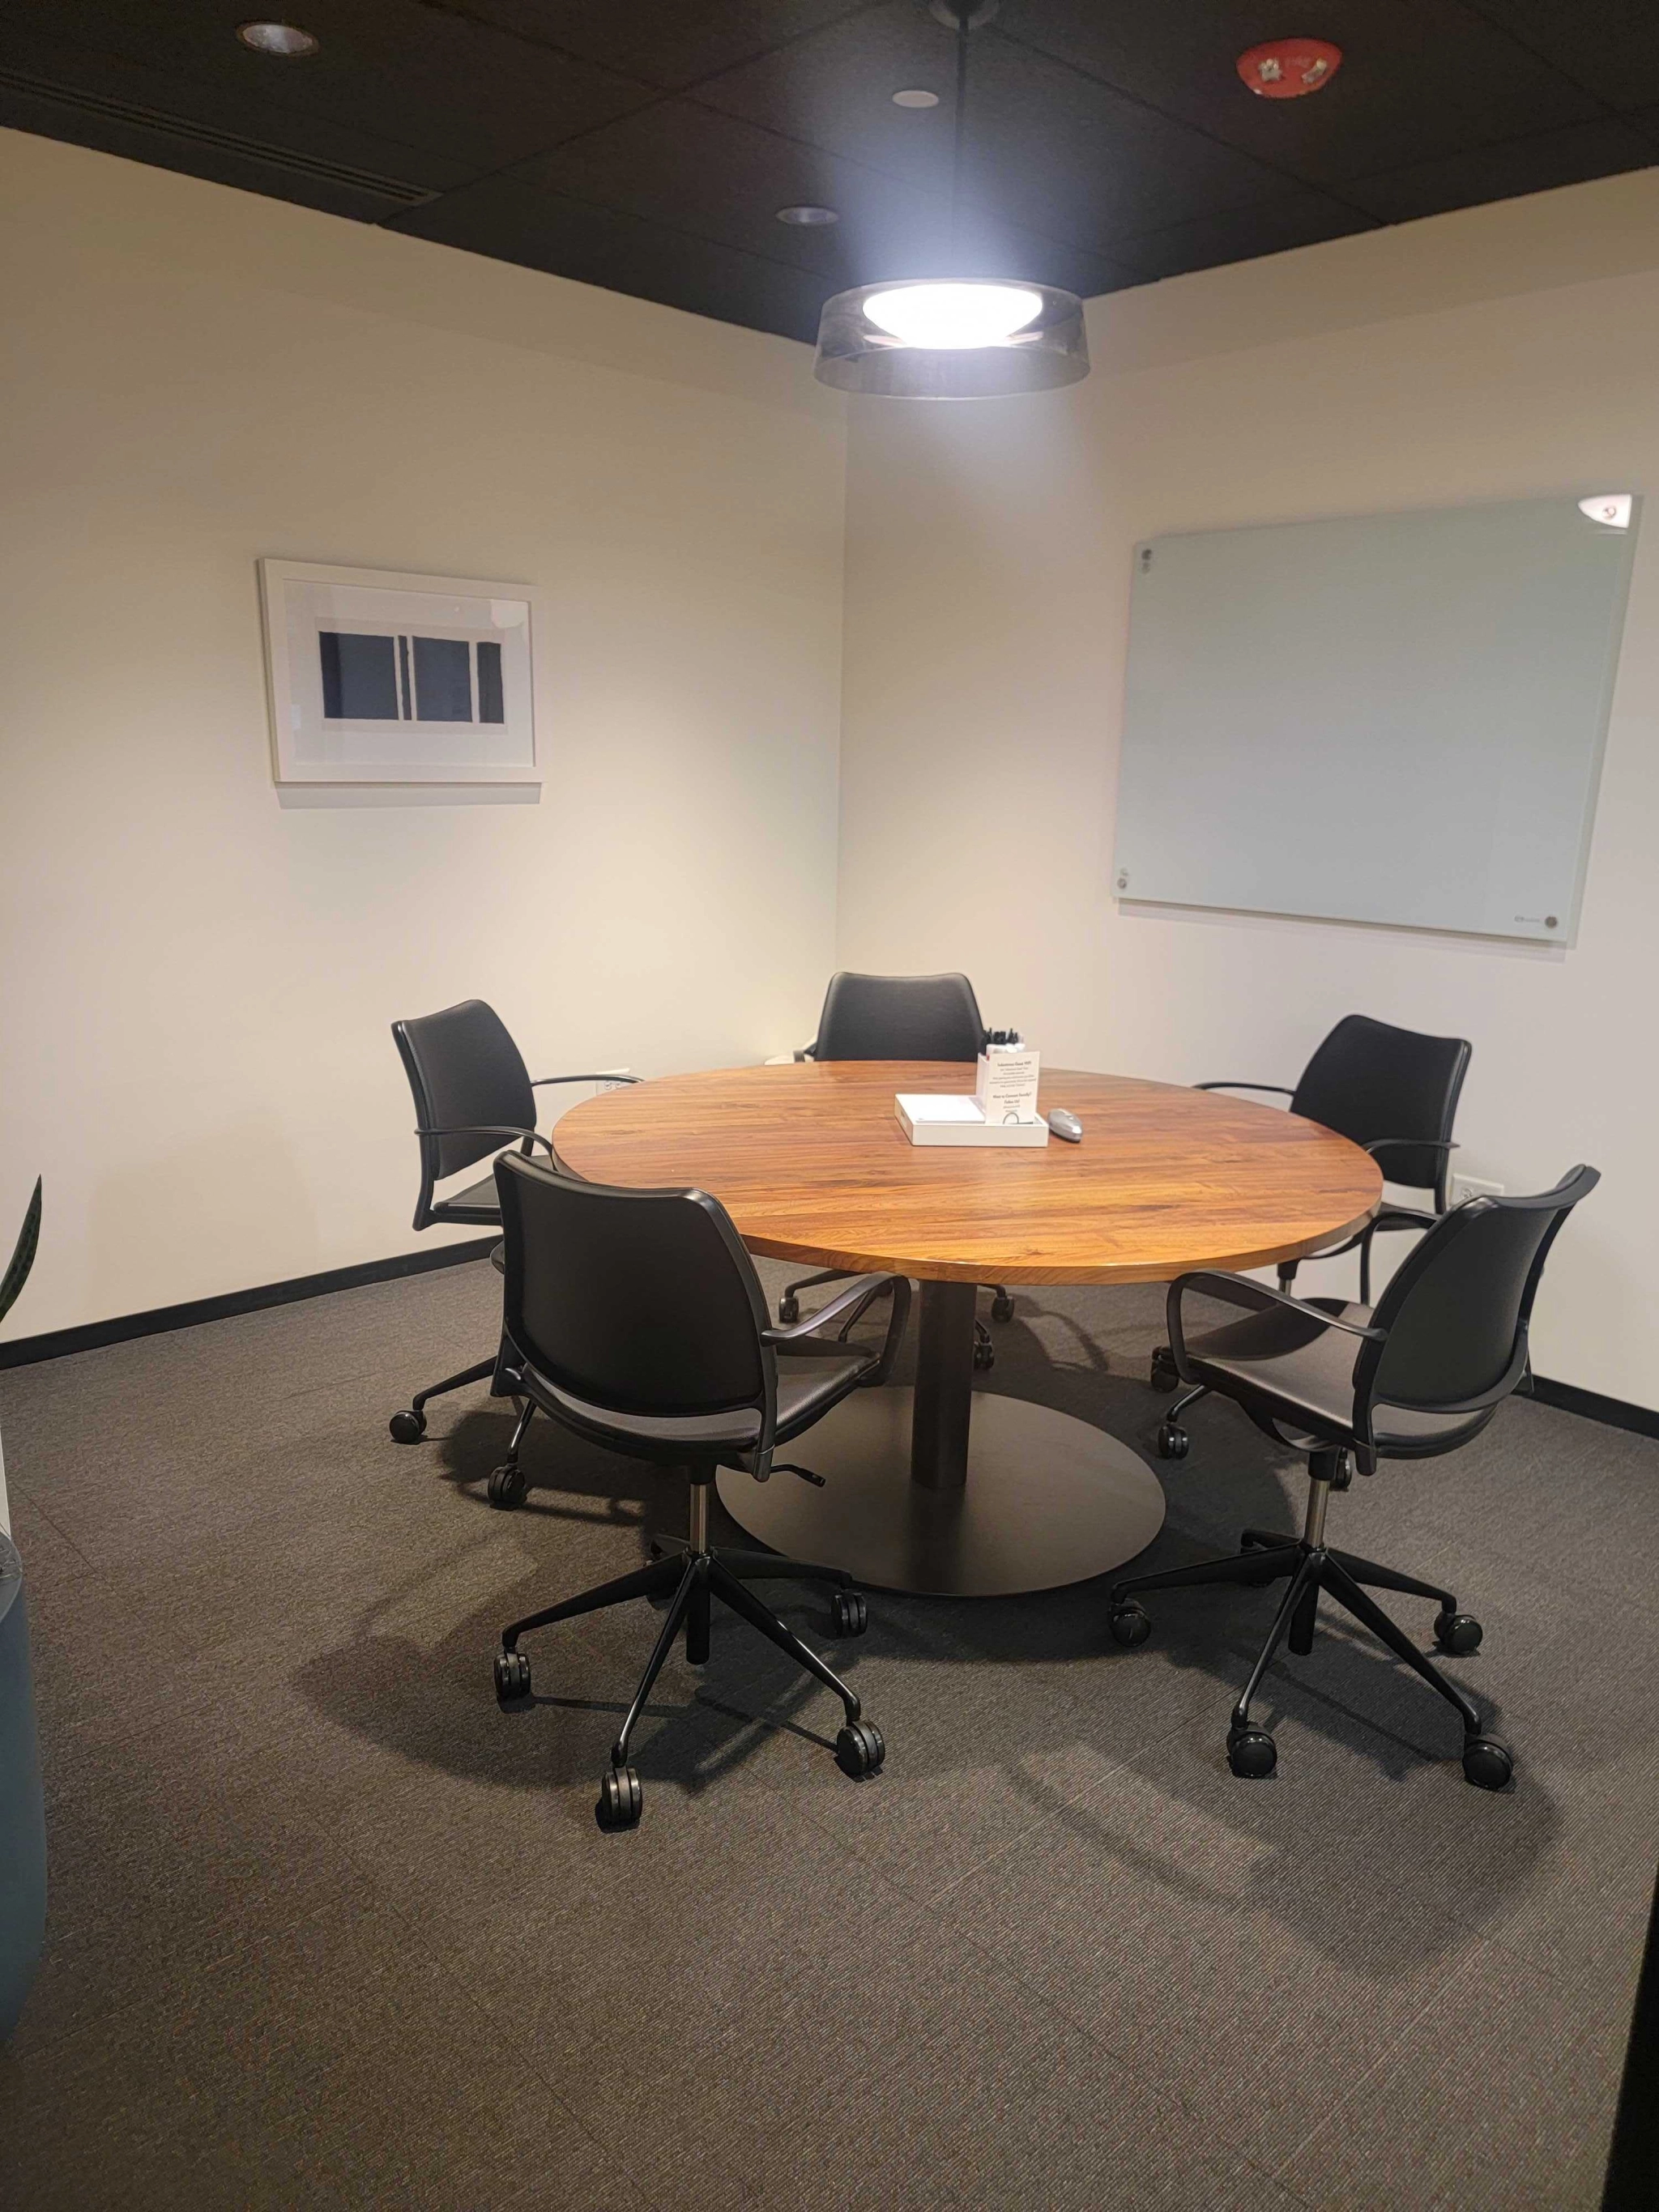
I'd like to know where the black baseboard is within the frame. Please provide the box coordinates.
[1527,1375,1659,1440]
[0,1237,500,1371]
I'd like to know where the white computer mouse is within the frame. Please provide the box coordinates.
[1047,1109,1083,1143]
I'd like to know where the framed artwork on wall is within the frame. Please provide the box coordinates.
[258,560,540,787]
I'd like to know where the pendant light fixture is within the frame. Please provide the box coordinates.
[813,0,1088,397]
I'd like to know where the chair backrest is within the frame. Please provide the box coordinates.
[392,999,535,1221]
[1357,1165,1599,1418]
[1290,1013,1471,1202]
[495,1150,771,1420]
[813,971,986,1062]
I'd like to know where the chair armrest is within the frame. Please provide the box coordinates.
[416,1124,553,1158]
[793,1042,817,1063]
[531,1073,642,1088]
[1193,1081,1294,1097]
[764,1274,898,1343]
[1367,1206,1439,1235]
[1166,1270,1386,1376]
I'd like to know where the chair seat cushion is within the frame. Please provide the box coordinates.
[430,1172,502,1224]
[1188,1298,1491,1456]
[527,1342,877,1456]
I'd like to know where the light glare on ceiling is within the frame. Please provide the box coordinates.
[863,281,1043,349]
[892,88,940,107]
[237,20,319,56]
[776,205,839,226]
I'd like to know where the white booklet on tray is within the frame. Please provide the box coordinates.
[895,1094,1049,1147]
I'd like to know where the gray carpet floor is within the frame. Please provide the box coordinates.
[0,1255,1653,2210]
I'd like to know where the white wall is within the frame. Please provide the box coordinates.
[839,175,1659,1409]
[0,131,846,1341]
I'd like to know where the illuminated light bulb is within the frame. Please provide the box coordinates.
[863,281,1043,349]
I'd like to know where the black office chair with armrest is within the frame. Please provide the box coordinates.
[1111,1164,1599,1789]
[781,970,1013,1366]
[487,1149,909,1829]
[386,999,638,1447]
[1149,1012,1472,1457]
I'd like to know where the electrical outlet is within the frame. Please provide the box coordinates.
[1450,1173,1504,1207]
[539,1070,633,1128]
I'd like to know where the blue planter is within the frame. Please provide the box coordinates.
[0,1531,46,2042]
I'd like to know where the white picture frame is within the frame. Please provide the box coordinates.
[258,559,540,786]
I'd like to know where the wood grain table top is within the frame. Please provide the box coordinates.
[552,1060,1381,1286]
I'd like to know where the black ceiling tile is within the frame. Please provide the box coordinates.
[693,0,971,194]
[697,1,1299,244]
[1345,116,1657,224]
[962,35,1303,249]
[513,96,1124,296]
[514,98,919,279]
[994,0,1607,187]
[388,173,832,341]
[1111,190,1380,283]
[514,99,1126,304]
[1457,2,1659,113]
[429,0,881,94]
[0,0,660,173]
[0,19,472,198]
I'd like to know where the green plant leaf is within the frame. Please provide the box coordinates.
[0,1178,41,1328]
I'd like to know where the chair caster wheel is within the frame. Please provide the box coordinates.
[1227,1725,1277,1779]
[494,1649,531,1701]
[990,1293,1014,1323]
[834,1720,885,1778]
[1150,1349,1179,1393]
[830,1590,868,1637]
[1109,1601,1152,1648]
[1156,1422,1189,1461]
[1435,1610,1482,1656]
[595,1765,642,1830]
[389,1409,426,1443]
[777,1294,800,1325]
[1462,1736,1512,1791]
[486,1463,527,1510]
[972,1340,995,1373]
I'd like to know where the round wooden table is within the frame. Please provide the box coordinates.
[554,1062,1381,1596]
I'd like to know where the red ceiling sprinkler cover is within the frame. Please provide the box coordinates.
[1236,36,1343,98]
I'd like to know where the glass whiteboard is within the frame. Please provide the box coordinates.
[1113,495,1639,944]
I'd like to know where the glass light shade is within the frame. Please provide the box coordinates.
[814,279,1088,397]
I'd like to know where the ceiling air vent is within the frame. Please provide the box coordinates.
[0,66,437,207]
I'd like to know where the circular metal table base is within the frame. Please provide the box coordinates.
[715,1387,1167,1597]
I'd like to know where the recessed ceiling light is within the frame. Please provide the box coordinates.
[892,88,940,108]
[237,21,319,58]
[777,205,839,226]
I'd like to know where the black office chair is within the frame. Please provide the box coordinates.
[488,1149,910,1830]
[782,970,1013,1367]
[386,999,638,1448]
[1149,1012,1472,1458]
[1110,1165,1599,1790]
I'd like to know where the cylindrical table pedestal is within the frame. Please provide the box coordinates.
[717,1281,1166,1596]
